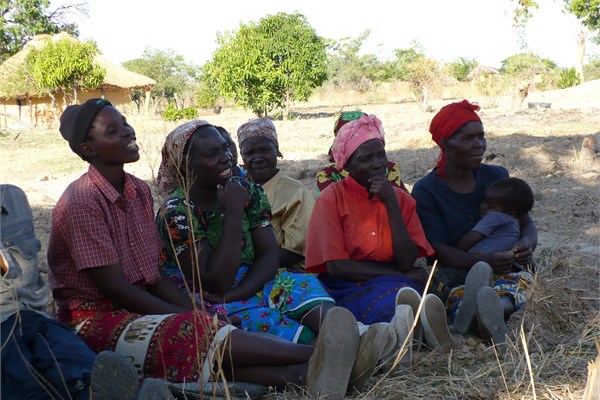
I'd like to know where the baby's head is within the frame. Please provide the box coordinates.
[482,177,534,217]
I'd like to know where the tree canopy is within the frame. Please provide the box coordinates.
[511,0,600,81]
[26,37,104,105]
[204,12,327,117]
[0,0,84,62]
[513,0,599,30]
[122,47,197,110]
[445,57,478,82]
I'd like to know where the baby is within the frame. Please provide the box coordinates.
[457,177,534,262]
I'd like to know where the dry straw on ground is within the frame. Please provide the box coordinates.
[1,82,598,399]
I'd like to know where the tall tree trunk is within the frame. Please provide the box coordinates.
[174,93,182,109]
[285,88,290,119]
[421,86,429,112]
[575,25,587,83]
[145,89,151,115]
[152,96,163,115]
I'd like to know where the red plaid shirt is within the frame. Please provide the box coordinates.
[48,165,162,312]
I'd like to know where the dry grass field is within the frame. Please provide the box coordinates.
[1,82,599,399]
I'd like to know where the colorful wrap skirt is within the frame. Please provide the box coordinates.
[447,270,533,319]
[204,267,334,344]
[318,274,424,325]
[59,300,234,383]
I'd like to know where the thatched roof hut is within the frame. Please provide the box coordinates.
[0,33,155,129]
[466,64,500,81]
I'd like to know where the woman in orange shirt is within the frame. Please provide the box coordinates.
[306,114,453,354]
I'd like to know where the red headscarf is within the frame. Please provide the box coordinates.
[429,100,481,176]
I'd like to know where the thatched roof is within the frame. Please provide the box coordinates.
[0,32,155,99]
[466,64,500,81]
[93,56,155,90]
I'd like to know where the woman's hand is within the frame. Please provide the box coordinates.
[217,179,248,213]
[368,175,395,204]
[197,304,242,326]
[513,240,533,265]
[202,291,228,304]
[483,250,515,274]
[401,267,428,285]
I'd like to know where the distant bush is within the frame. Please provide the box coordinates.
[584,58,600,81]
[500,52,558,90]
[445,57,478,82]
[557,67,581,89]
[195,81,219,109]
[162,104,199,121]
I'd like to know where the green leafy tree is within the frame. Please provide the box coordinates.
[0,0,85,62]
[390,41,439,109]
[445,57,478,81]
[500,52,558,90]
[26,37,104,107]
[326,30,390,91]
[511,0,600,81]
[195,66,223,113]
[122,47,198,113]
[205,12,327,117]
[584,56,600,80]
[392,40,426,81]
[557,67,581,88]
[500,52,556,75]
[406,56,440,110]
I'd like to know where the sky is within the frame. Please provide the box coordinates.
[51,0,599,70]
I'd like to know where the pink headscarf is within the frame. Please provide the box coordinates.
[331,114,385,170]
[156,120,210,199]
[429,100,481,176]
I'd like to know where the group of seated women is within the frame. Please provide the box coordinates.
[45,98,537,398]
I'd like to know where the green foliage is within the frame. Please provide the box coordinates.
[406,56,440,97]
[500,52,556,77]
[583,57,600,80]
[205,12,327,117]
[568,0,600,31]
[392,41,426,81]
[557,67,581,88]
[195,81,219,109]
[161,103,198,121]
[501,52,561,90]
[195,65,222,109]
[326,30,390,91]
[474,73,506,99]
[511,0,539,27]
[0,55,37,98]
[26,38,105,102]
[390,41,439,98]
[0,0,82,62]
[445,57,478,81]
[122,48,197,106]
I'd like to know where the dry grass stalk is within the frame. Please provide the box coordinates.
[581,338,600,400]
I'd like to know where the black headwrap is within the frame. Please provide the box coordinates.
[59,98,112,160]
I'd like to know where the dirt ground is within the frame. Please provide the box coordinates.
[1,81,599,399]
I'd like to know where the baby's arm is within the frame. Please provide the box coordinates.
[456,230,486,251]
[456,212,497,251]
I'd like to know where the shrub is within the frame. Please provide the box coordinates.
[162,104,198,121]
[557,67,581,89]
